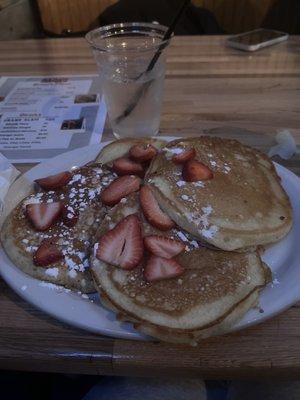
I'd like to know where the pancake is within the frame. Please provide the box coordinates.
[95,137,166,165]
[91,193,270,344]
[1,163,116,293]
[145,136,292,251]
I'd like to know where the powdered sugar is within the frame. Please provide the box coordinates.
[187,204,219,239]
[22,197,41,207]
[176,180,186,187]
[175,230,200,251]
[176,231,188,242]
[202,205,212,215]
[192,181,204,188]
[224,164,231,173]
[64,255,86,272]
[93,167,103,174]
[199,206,218,237]
[201,225,219,239]
[88,189,96,199]
[25,245,38,253]
[164,147,184,157]
[68,269,78,279]
[18,165,116,283]
[190,240,199,248]
[45,267,59,278]
[93,243,99,257]
[68,174,83,184]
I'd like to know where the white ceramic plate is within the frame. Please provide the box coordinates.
[0,138,299,340]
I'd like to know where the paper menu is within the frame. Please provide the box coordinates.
[0,76,107,163]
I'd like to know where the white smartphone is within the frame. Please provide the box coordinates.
[227,29,289,52]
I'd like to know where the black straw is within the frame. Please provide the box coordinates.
[114,0,191,125]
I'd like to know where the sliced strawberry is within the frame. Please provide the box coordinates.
[96,214,143,270]
[35,171,72,190]
[112,157,144,177]
[26,202,63,231]
[62,204,78,227]
[129,144,158,162]
[100,175,141,206]
[144,235,185,259]
[182,159,213,182]
[144,255,184,282]
[172,148,196,164]
[33,240,63,267]
[140,185,175,231]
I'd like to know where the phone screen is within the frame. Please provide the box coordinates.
[230,29,286,46]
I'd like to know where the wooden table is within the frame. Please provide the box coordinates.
[0,35,300,379]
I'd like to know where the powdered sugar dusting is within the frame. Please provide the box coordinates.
[19,165,115,278]
[175,230,200,251]
[22,196,41,208]
[93,242,99,257]
[25,245,38,253]
[68,174,83,184]
[45,267,59,278]
[202,205,212,215]
[270,277,280,288]
[224,164,231,174]
[192,181,204,188]
[68,269,78,279]
[201,225,219,239]
[176,180,186,187]
[164,147,184,160]
[176,231,188,242]
[187,204,219,239]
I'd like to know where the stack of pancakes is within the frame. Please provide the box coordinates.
[1,164,117,292]
[92,136,292,344]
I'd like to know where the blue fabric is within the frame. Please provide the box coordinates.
[82,376,207,400]
[206,380,229,400]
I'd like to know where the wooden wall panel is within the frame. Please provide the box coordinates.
[37,0,117,34]
[194,0,277,33]
[37,0,278,36]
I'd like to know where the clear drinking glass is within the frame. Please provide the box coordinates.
[86,23,170,139]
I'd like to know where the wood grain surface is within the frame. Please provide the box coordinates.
[36,0,278,36]
[36,0,117,34]
[0,36,299,378]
